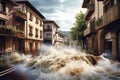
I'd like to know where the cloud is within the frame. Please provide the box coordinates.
[29,0,86,31]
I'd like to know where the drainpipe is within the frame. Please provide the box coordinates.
[98,1,99,18]
[25,6,28,54]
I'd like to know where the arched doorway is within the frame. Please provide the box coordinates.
[103,32,112,59]
[92,38,98,55]
[117,31,120,61]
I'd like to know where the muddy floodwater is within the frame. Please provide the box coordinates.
[1,46,120,80]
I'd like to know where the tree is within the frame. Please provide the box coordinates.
[70,11,86,48]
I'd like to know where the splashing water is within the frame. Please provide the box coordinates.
[10,45,120,80]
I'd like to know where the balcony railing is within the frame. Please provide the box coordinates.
[0,25,16,36]
[103,4,119,26]
[0,25,25,37]
[84,3,95,20]
[57,38,64,42]
[15,10,27,20]
[95,17,103,30]
[44,37,51,40]
[96,4,120,30]
[16,31,25,38]
[43,28,52,31]
[84,26,95,36]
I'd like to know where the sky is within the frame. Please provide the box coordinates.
[29,0,86,31]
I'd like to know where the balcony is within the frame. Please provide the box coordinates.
[0,25,15,36]
[16,31,25,38]
[96,4,120,30]
[43,28,52,31]
[84,3,95,20]
[84,26,95,36]
[95,17,103,30]
[57,38,64,42]
[15,10,27,21]
[44,37,51,40]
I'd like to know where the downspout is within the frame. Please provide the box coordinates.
[25,5,28,54]
[98,1,99,18]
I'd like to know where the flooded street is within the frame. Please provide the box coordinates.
[0,0,120,80]
[1,46,120,80]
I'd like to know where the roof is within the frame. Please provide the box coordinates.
[12,0,45,19]
[43,19,60,28]
[57,31,64,37]
[2,0,18,6]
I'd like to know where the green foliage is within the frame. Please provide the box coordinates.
[94,18,102,26]
[19,10,26,15]
[70,11,86,45]
[0,25,24,34]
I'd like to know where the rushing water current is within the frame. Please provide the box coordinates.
[10,45,120,80]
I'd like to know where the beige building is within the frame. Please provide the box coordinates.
[83,0,120,61]
[43,20,59,46]
[14,0,45,56]
[64,35,71,45]
[54,31,65,47]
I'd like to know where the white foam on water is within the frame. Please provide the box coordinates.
[10,45,120,80]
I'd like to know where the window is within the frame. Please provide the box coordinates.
[36,17,39,24]
[35,28,38,38]
[40,20,42,26]
[47,25,52,30]
[29,13,33,21]
[29,26,33,36]
[46,33,51,39]
[0,1,6,13]
[40,30,42,38]
[104,0,115,13]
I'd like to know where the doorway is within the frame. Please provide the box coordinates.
[29,43,33,54]
[118,31,120,60]
[103,32,112,59]
[0,36,5,52]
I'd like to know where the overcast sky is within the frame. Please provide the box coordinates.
[29,0,86,31]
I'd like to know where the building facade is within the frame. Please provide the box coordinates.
[0,0,26,53]
[83,0,120,61]
[54,31,65,47]
[0,0,45,56]
[43,20,59,46]
[14,0,45,56]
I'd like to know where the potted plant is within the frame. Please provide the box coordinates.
[94,18,103,27]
